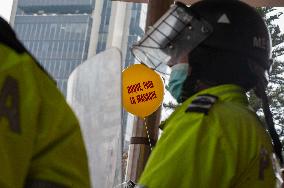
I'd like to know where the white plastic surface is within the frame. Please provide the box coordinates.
[67,48,122,188]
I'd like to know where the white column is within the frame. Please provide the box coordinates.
[10,0,18,26]
[87,0,104,58]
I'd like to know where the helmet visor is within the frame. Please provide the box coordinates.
[131,2,213,74]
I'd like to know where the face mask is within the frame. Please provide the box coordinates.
[166,63,189,103]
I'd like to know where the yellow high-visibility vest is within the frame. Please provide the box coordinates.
[139,84,277,188]
[0,44,90,188]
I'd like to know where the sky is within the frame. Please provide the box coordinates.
[0,0,13,22]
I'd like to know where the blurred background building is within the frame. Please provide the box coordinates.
[10,0,94,96]
[2,0,165,185]
[10,0,147,152]
[10,0,147,96]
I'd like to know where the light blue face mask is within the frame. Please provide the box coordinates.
[166,63,189,103]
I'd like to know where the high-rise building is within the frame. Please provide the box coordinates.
[10,0,146,97]
[10,0,147,155]
[11,0,94,96]
[10,0,147,184]
[10,0,148,184]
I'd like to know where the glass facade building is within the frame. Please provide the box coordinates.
[124,3,145,68]
[13,0,94,96]
[12,0,146,140]
[122,3,146,139]
[96,0,112,54]
[12,0,144,96]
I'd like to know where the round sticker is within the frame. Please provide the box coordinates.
[123,64,164,117]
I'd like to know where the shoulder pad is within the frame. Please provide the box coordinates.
[185,94,218,115]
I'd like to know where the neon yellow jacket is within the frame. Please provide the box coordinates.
[139,84,277,188]
[0,44,90,188]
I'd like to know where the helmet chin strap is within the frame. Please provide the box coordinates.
[179,73,200,103]
[256,84,284,165]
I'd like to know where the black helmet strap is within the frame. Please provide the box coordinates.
[256,85,284,165]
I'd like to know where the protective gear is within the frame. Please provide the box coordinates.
[131,2,213,74]
[0,18,90,188]
[166,63,188,102]
[190,0,272,68]
[187,0,272,90]
[139,84,278,188]
[186,0,283,164]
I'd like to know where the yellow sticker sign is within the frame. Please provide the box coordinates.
[123,64,164,117]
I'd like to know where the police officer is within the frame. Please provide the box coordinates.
[137,0,283,187]
[0,17,90,187]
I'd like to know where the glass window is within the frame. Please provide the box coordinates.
[59,24,65,39]
[15,24,22,38]
[65,25,72,40]
[50,24,56,41]
[58,42,63,58]
[70,24,76,40]
[41,24,47,40]
[23,41,29,50]
[57,41,61,59]
[69,61,74,76]
[32,24,37,41]
[54,24,59,40]
[14,24,20,33]
[46,25,51,40]
[59,61,65,78]
[24,24,29,40]
[40,60,45,69]
[48,62,55,77]
[78,42,84,59]
[60,43,64,60]
[53,62,59,77]
[65,42,70,59]
[63,61,68,76]
[46,42,51,58]
[13,10,94,96]
[63,60,70,77]
[45,61,50,71]
[21,24,25,39]
[66,30,71,41]
[52,42,56,58]
[63,42,69,59]
[33,24,38,40]
[52,42,58,59]
[37,43,42,58]
[72,60,78,73]
[57,80,62,95]
[36,24,41,40]
[64,61,69,78]
[55,62,61,77]
[62,61,68,78]
[55,60,61,78]
[69,41,75,59]
[24,24,30,39]
[73,41,79,59]
[74,41,79,59]
[27,24,33,41]
[82,24,87,39]
[49,42,54,59]
[33,42,39,57]
[61,80,67,96]
[41,42,48,59]
[29,42,34,54]
[68,60,74,74]
[18,24,23,38]
[58,60,63,77]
